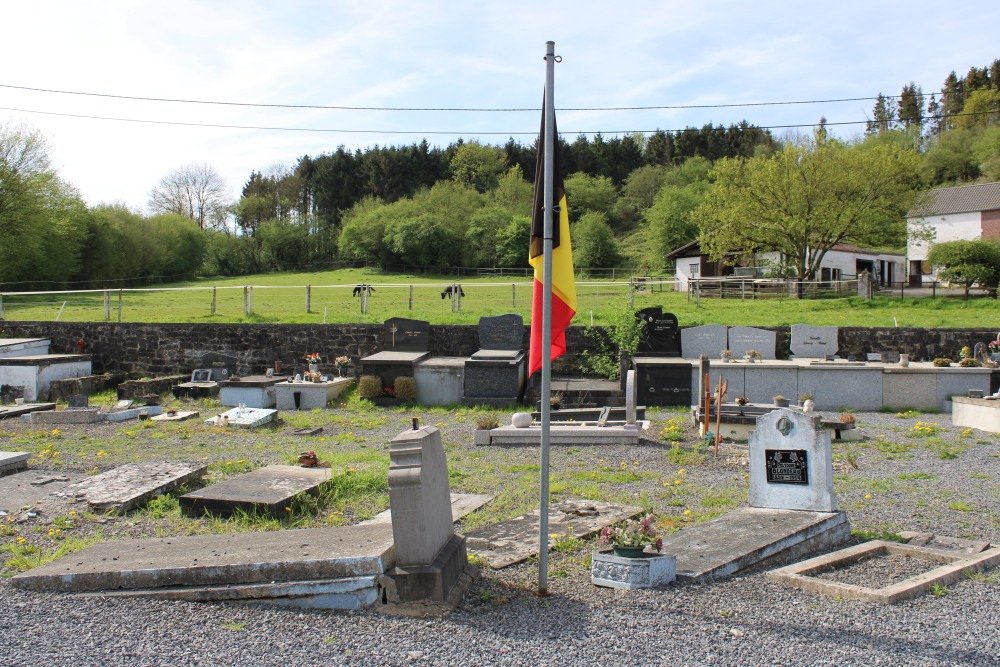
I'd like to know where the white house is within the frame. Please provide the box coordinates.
[906,181,1000,284]
[667,241,903,291]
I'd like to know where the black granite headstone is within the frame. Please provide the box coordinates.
[477,314,524,351]
[635,307,680,357]
[383,318,430,352]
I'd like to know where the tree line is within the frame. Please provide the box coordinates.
[2,56,999,290]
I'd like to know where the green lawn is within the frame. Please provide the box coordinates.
[2,267,999,327]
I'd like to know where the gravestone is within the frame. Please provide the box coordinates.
[360,318,431,391]
[728,326,777,360]
[66,395,89,409]
[791,325,839,358]
[179,465,330,517]
[680,324,728,359]
[635,307,680,357]
[748,409,837,512]
[381,424,467,605]
[464,314,526,406]
[190,369,212,383]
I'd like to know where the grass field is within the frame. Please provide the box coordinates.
[3,267,1000,327]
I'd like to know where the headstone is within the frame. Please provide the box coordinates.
[790,325,839,358]
[866,353,882,362]
[66,395,89,409]
[748,409,837,512]
[179,465,330,517]
[635,307,681,357]
[209,362,230,382]
[680,324,728,359]
[384,317,430,352]
[382,425,468,606]
[113,399,134,412]
[477,314,523,351]
[728,326,777,360]
[625,370,637,426]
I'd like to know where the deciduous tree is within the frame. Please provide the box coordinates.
[148,163,230,231]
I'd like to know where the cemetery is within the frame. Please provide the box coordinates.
[0,314,997,664]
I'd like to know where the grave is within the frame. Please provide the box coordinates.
[11,525,396,610]
[0,470,83,516]
[172,368,223,399]
[274,377,354,410]
[951,395,1000,432]
[0,354,92,401]
[102,405,163,422]
[361,493,492,526]
[359,318,431,391]
[462,314,527,406]
[117,375,186,400]
[53,462,208,513]
[658,407,850,581]
[219,374,288,409]
[414,357,465,406]
[465,499,642,568]
[680,324,728,360]
[0,402,55,421]
[693,403,860,441]
[28,408,101,425]
[204,406,277,429]
[150,410,200,422]
[0,451,30,477]
[790,325,839,358]
[727,326,777,360]
[179,464,330,517]
[767,538,1000,604]
[0,338,50,359]
[633,308,690,407]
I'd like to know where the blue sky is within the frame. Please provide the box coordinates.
[3,1,998,210]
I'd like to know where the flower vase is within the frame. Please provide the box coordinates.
[899,354,909,368]
[309,363,319,373]
[612,546,647,558]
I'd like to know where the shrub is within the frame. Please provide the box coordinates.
[394,377,417,402]
[476,413,500,430]
[358,375,381,399]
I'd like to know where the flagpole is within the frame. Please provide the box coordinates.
[537,39,556,596]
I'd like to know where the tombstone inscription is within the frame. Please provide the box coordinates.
[635,307,680,357]
[728,326,777,359]
[680,324,728,359]
[790,325,839,358]
[764,449,809,485]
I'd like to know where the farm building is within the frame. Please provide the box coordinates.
[666,240,904,292]
[906,181,1000,284]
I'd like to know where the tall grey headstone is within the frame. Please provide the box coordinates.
[680,324,728,359]
[388,425,454,567]
[477,314,523,351]
[790,325,839,358]
[728,326,777,359]
[748,409,837,512]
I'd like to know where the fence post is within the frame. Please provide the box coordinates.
[456,283,462,312]
[117,290,122,322]
[103,290,110,320]
[243,286,249,316]
[306,285,311,313]
[409,285,414,310]
[211,287,217,315]
[932,281,936,299]
[512,283,516,307]
[0,294,4,320]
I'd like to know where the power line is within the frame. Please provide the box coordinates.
[0,82,899,112]
[2,104,993,136]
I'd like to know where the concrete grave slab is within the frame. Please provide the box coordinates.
[0,338,50,358]
[179,464,330,517]
[661,507,851,582]
[102,405,163,422]
[291,426,324,436]
[0,471,84,515]
[204,406,277,429]
[28,408,101,424]
[465,499,642,568]
[898,531,991,556]
[361,493,492,526]
[766,539,1000,604]
[11,524,395,594]
[150,410,200,422]
[790,324,838,358]
[728,326,777,359]
[0,403,55,420]
[415,357,465,406]
[57,462,208,513]
[0,451,30,476]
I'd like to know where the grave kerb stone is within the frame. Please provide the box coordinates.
[748,408,837,512]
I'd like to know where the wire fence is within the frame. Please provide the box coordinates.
[0,278,676,324]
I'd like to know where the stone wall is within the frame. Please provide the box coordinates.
[1,321,997,377]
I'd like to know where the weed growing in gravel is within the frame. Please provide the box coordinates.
[964,569,999,584]
[898,472,937,481]
[665,442,706,466]
[658,417,686,442]
[935,443,966,459]
[908,421,942,437]
[850,529,905,542]
[896,409,919,419]
[1,534,101,574]
[220,621,246,631]
[949,501,974,512]
[930,583,948,597]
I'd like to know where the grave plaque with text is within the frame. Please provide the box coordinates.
[635,307,680,357]
[680,324,728,359]
[728,326,777,359]
[765,449,809,485]
[383,317,430,352]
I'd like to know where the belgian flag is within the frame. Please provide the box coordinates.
[528,106,577,377]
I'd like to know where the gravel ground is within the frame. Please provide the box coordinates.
[0,404,998,667]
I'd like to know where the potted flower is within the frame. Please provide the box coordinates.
[735,395,749,415]
[599,514,663,558]
[334,355,351,377]
[305,353,322,372]
[720,349,732,363]
[744,349,762,363]
[773,394,789,408]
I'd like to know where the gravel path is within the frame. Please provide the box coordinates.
[0,406,998,666]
